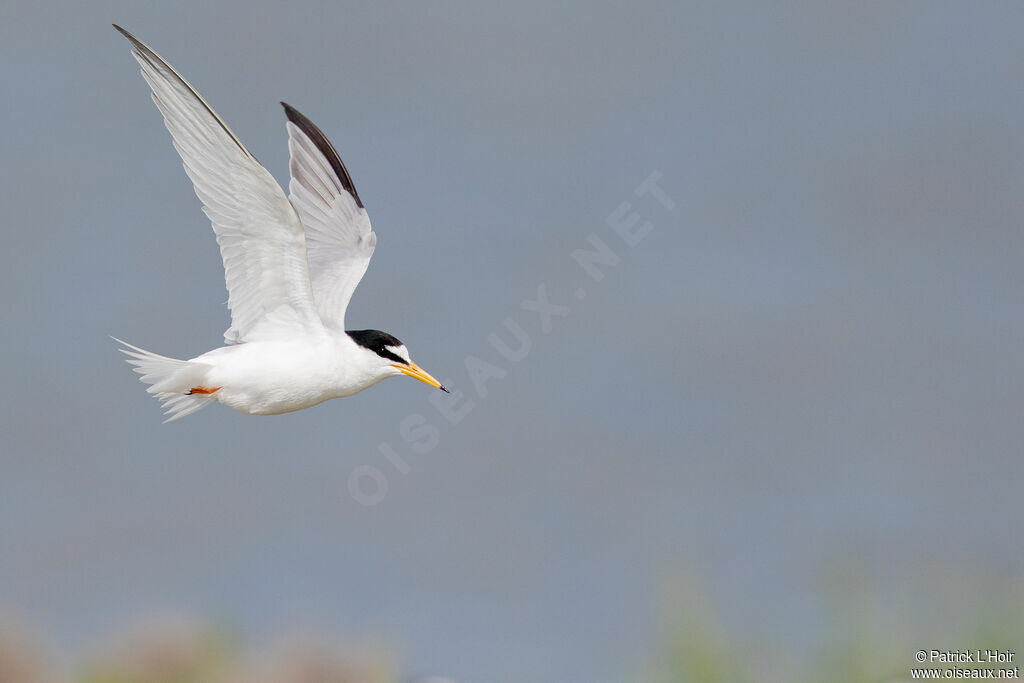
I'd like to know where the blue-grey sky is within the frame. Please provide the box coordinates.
[3,2,1024,681]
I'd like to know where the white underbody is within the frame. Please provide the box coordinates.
[187,333,396,415]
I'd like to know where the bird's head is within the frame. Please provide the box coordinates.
[347,329,448,392]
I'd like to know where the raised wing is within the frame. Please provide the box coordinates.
[114,25,323,344]
[282,103,376,331]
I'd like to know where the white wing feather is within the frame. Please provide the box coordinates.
[284,111,376,331]
[115,26,323,344]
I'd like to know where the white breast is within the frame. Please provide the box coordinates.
[192,334,388,415]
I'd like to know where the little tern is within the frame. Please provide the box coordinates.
[111,25,447,422]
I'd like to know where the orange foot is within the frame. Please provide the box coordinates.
[187,386,221,395]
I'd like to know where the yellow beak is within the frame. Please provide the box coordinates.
[393,361,448,392]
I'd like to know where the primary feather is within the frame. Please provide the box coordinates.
[115,25,323,344]
[283,104,377,331]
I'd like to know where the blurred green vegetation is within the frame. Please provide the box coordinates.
[0,619,392,683]
[4,577,1024,683]
[647,573,1024,683]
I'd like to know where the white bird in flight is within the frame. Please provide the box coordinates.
[112,25,447,422]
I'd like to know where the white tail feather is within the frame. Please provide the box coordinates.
[112,337,213,422]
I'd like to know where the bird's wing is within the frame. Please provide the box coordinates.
[281,103,376,332]
[114,25,323,344]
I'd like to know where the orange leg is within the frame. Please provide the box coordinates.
[186,386,221,395]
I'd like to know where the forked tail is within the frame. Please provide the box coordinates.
[112,337,214,422]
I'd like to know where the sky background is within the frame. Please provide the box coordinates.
[3,2,1024,681]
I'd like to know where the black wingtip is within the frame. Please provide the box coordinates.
[280,102,364,209]
[112,24,139,43]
